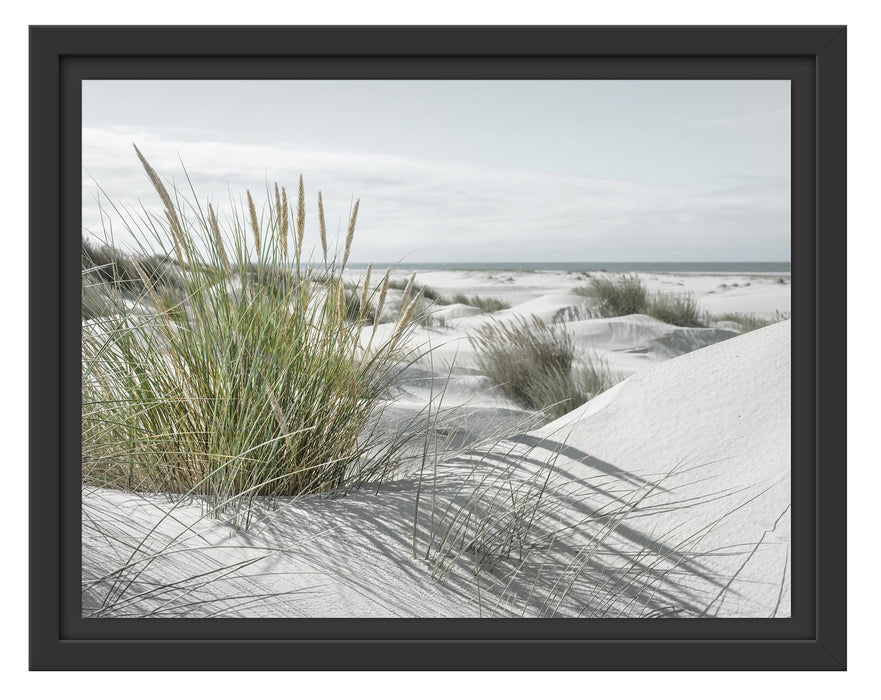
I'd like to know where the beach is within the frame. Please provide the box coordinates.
[83,266,791,619]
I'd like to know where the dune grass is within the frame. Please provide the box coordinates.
[82,237,187,319]
[82,146,428,527]
[574,273,647,317]
[377,285,509,316]
[643,291,706,327]
[82,237,184,294]
[469,315,618,420]
[411,428,729,617]
[574,274,707,327]
[450,293,510,313]
[414,436,560,581]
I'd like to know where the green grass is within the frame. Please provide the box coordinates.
[574,273,647,317]
[643,292,706,327]
[82,237,183,294]
[451,294,510,313]
[469,315,618,420]
[82,146,427,527]
[574,274,707,327]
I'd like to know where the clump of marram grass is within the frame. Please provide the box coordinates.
[470,315,618,420]
[574,273,648,317]
[82,146,427,528]
[643,292,707,327]
[450,294,510,313]
[574,274,709,327]
[521,354,619,420]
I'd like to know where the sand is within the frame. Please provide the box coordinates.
[82,269,791,618]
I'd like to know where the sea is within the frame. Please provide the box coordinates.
[346,262,791,274]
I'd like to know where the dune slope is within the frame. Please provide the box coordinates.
[83,321,790,619]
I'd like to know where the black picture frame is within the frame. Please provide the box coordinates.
[29,25,846,671]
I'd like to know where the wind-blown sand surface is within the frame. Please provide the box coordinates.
[83,270,790,618]
[358,269,789,441]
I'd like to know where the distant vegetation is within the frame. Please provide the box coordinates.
[387,277,448,305]
[377,284,510,315]
[451,293,510,313]
[81,238,186,319]
[574,274,705,327]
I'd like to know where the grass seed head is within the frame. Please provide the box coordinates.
[246,190,261,255]
[374,269,390,328]
[341,198,359,271]
[133,144,188,267]
[318,191,328,264]
[360,263,373,316]
[296,175,306,260]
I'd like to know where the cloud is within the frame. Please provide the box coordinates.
[82,127,790,262]
[663,108,792,132]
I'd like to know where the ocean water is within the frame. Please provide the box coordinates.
[346,262,791,274]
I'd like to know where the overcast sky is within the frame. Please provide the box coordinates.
[82,80,790,262]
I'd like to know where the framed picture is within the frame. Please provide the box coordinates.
[29,25,846,670]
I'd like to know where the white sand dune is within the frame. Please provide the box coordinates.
[355,268,791,319]
[83,318,791,619]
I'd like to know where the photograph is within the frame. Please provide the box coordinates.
[79,78,792,620]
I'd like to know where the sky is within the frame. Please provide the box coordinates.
[82,80,790,262]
